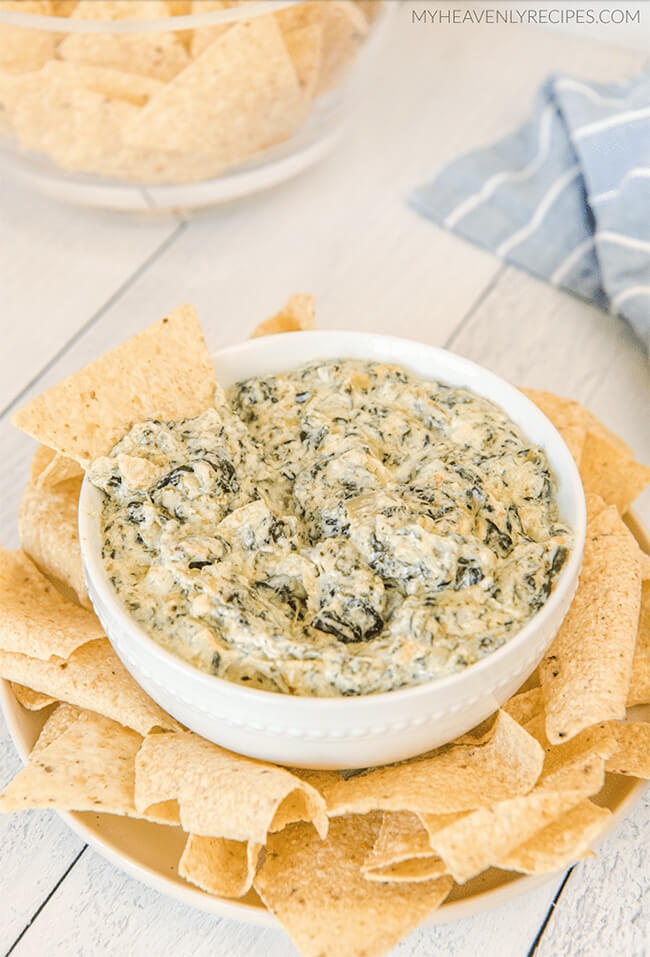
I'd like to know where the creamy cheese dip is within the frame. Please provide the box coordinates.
[89,359,573,697]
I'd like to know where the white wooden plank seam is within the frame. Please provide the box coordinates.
[5,847,88,957]
[526,867,575,956]
[0,222,188,421]
[445,262,506,349]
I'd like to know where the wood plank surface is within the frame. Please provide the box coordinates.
[0,5,647,955]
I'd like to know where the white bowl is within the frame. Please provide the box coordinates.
[79,331,586,769]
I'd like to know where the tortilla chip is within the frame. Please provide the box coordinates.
[502,687,544,727]
[31,702,82,755]
[579,433,650,514]
[521,712,616,794]
[168,0,193,13]
[254,814,453,957]
[269,784,329,834]
[70,0,171,16]
[27,445,82,491]
[423,786,596,884]
[36,452,84,489]
[0,0,51,13]
[356,1,379,18]
[363,856,448,884]
[13,304,216,468]
[605,722,650,777]
[364,811,432,866]
[0,548,101,658]
[0,709,178,824]
[1,69,139,171]
[135,731,328,844]
[287,767,343,806]
[520,391,587,463]
[40,59,165,106]
[0,639,180,736]
[540,517,642,744]
[275,0,368,97]
[123,18,305,176]
[188,1,235,59]
[29,445,56,484]
[586,493,609,526]
[326,712,544,817]
[522,390,633,458]
[250,293,316,339]
[58,1,189,82]
[538,728,615,792]
[179,834,262,898]
[25,708,181,830]
[283,24,322,99]
[586,496,650,580]
[18,475,90,609]
[10,682,55,711]
[361,811,446,884]
[498,800,611,874]
[559,425,588,465]
[628,544,650,583]
[0,2,58,73]
[59,30,189,84]
[628,581,650,706]
[417,719,613,883]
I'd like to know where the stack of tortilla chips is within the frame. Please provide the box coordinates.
[1,298,649,957]
[0,1,379,182]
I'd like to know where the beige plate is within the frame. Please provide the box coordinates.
[1,515,649,927]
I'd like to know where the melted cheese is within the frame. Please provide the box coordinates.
[89,360,573,697]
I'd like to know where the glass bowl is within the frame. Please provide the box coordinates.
[0,0,391,213]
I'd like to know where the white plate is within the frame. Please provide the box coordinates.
[1,516,648,927]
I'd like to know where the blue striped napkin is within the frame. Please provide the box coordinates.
[410,71,650,351]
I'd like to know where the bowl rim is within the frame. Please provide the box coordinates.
[78,329,587,713]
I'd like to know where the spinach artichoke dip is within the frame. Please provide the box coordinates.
[89,360,573,697]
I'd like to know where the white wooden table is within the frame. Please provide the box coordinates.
[1,5,648,955]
